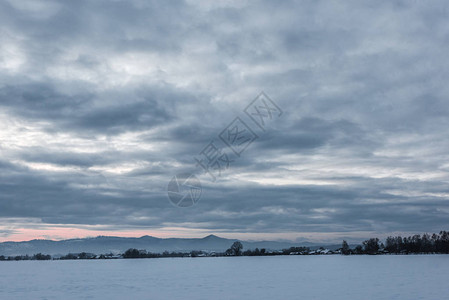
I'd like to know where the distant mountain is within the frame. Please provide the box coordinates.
[0,235,341,256]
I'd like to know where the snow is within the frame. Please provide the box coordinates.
[0,255,448,299]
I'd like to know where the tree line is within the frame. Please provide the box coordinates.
[341,231,449,255]
[0,253,51,261]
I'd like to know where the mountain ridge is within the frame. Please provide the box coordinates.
[0,235,341,256]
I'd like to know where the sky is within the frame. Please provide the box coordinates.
[0,0,448,244]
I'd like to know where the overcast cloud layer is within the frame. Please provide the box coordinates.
[1,0,449,243]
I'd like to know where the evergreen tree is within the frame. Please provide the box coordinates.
[341,240,350,255]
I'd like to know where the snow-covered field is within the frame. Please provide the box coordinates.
[0,255,447,300]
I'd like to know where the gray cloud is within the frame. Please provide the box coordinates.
[0,0,448,242]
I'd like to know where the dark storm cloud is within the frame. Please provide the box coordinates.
[0,0,449,240]
[18,148,120,167]
[0,81,188,134]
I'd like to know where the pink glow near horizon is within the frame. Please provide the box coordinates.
[0,227,307,242]
[1,226,223,242]
[1,228,168,242]
[0,226,413,244]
